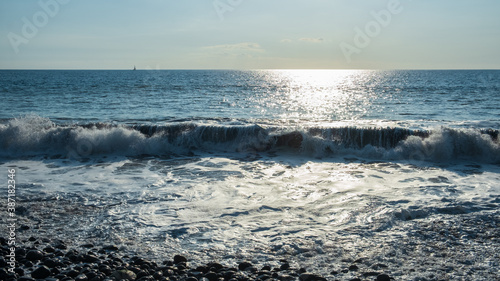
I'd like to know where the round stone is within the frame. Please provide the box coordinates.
[26,250,44,261]
[376,274,392,281]
[31,265,51,279]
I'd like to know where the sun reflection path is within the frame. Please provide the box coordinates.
[255,70,384,125]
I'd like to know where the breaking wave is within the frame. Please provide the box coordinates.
[1,116,499,163]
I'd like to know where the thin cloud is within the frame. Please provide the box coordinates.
[203,42,265,53]
[299,38,324,43]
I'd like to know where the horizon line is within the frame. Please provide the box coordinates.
[1,68,500,71]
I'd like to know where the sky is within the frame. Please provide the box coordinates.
[1,0,500,70]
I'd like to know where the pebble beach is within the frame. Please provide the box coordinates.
[1,195,498,281]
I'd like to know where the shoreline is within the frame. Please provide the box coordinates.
[1,237,372,281]
[1,201,498,280]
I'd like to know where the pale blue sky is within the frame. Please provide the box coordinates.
[1,0,499,69]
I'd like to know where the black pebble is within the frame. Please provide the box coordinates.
[173,255,187,264]
[43,258,61,268]
[222,270,235,280]
[26,250,44,261]
[98,264,112,275]
[376,274,392,281]
[15,267,25,276]
[75,273,89,281]
[54,240,67,250]
[20,225,30,230]
[136,270,150,279]
[280,263,290,270]
[299,273,325,281]
[208,262,224,272]
[51,267,61,276]
[86,271,98,279]
[31,265,52,279]
[44,246,56,253]
[204,272,218,281]
[0,269,15,280]
[16,248,27,258]
[66,269,80,278]
[348,264,359,271]
[81,254,100,263]
[196,266,208,273]
[238,262,252,271]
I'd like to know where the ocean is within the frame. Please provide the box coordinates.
[1,69,499,280]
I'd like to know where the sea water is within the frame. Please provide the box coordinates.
[1,70,499,279]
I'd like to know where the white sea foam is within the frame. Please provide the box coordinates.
[4,150,499,277]
[1,116,499,164]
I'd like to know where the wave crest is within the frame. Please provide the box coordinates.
[1,116,498,163]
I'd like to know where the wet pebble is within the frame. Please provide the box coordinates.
[13,241,333,281]
[348,264,359,271]
[31,265,52,279]
[174,255,188,264]
[112,269,136,280]
[204,272,218,281]
[81,254,100,263]
[376,273,392,281]
[44,246,56,253]
[238,261,253,271]
[26,250,44,261]
[75,274,88,281]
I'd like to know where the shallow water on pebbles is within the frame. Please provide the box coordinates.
[3,152,499,280]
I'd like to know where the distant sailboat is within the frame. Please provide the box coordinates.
[133,65,136,71]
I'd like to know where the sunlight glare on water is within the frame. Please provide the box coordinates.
[257,70,381,124]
